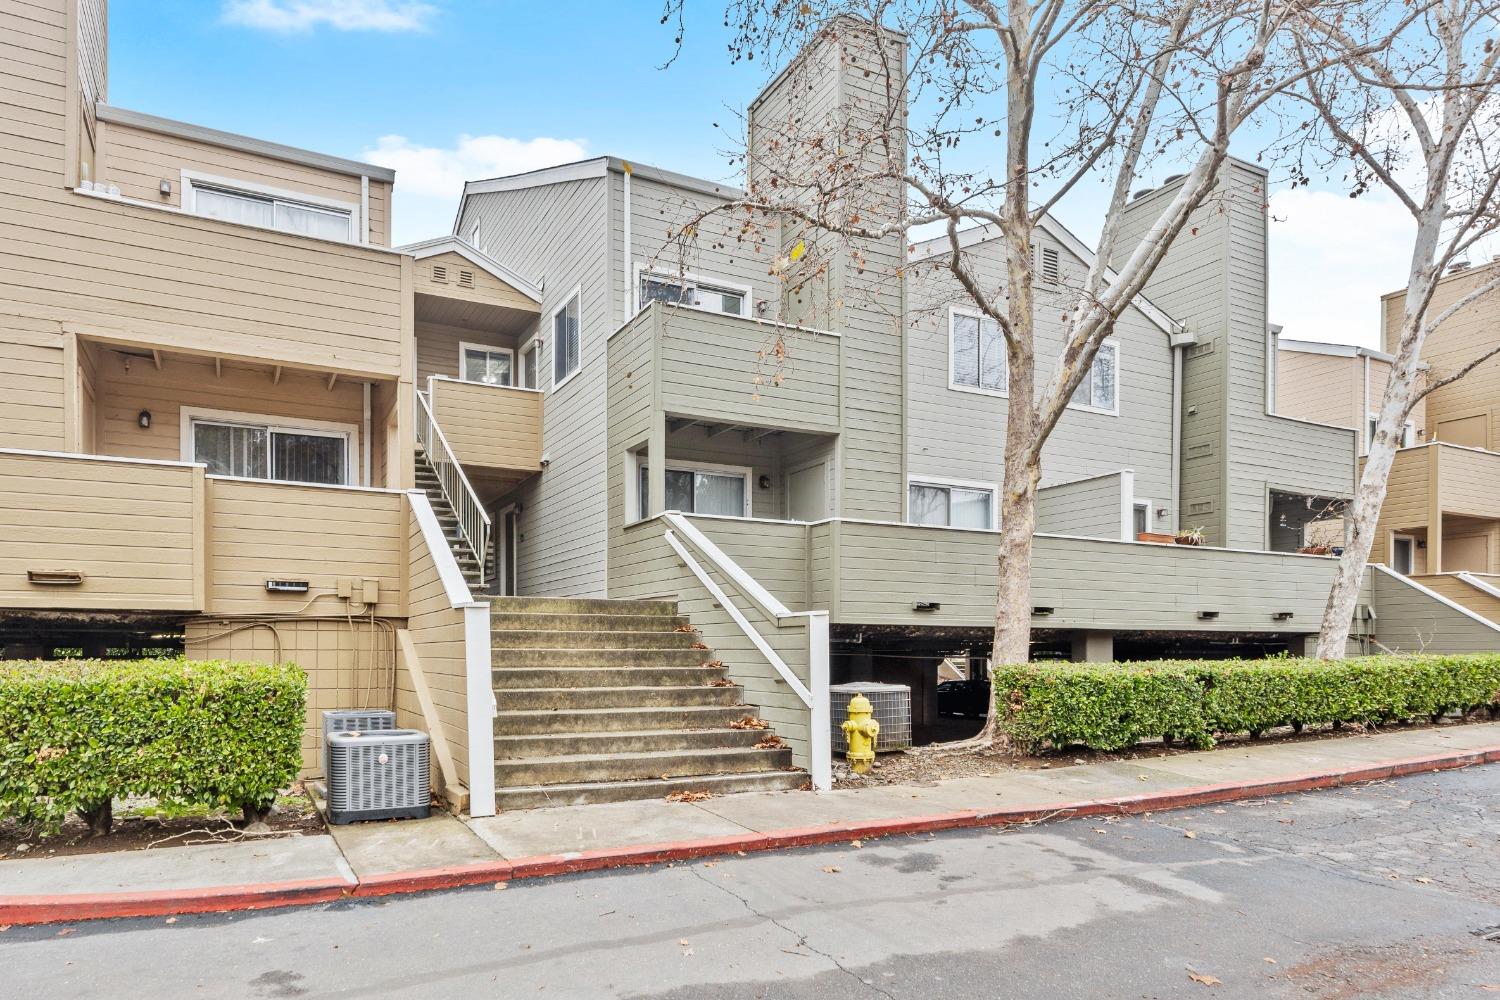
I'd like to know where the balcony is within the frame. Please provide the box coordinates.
[609,301,843,436]
[425,376,543,488]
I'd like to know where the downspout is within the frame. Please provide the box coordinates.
[1170,342,1183,532]
[621,162,633,324]
[362,381,372,486]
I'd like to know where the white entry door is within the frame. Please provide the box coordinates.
[787,462,829,521]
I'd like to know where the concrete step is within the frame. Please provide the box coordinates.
[493,705,753,735]
[492,665,727,688]
[486,596,679,617]
[490,648,710,669]
[489,612,691,632]
[488,630,704,651]
[495,745,793,786]
[493,769,807,810]
[493,727,766,758]
[495,685,744,712]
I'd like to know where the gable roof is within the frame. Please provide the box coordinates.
[397,235,542,303]
[909,215,1183,341]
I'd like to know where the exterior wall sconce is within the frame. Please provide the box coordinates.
[159,179,172,197]
[137,410,151,429]
[758,475,772,490]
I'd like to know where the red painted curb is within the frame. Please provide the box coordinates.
[0,876,353,926]
[3,743,1495,925]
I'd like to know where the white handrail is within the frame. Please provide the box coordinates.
[661,512,831,791]
[415,385,490,587]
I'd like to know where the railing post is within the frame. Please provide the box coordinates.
[807,611,832,792]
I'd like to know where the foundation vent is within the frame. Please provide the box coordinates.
[326,729,430,825]
[829,682,912,753]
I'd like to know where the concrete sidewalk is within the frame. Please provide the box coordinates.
[4,721,1498,924]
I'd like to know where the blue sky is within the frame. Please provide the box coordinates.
[108,1,1417,348]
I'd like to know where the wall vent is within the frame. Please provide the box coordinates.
[432,264,448,283]
[458,269,475,289]
[28,569,85,586]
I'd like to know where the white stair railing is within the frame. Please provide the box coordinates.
[661,512,831,791]
[415,388,490,587]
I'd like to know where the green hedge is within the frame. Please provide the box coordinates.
[0,659,305,832]
[992,654,1500,754]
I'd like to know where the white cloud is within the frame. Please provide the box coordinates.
[222,0,436,33]
[1267,187,1415,349]
[362,133,590,244]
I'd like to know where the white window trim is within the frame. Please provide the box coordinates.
[905,474,1000,531]
[1392,532,1418,574]
[180,405,360,486]
[632,263,752,319]
[626,454,753,522]
[518,336,542,390]
[180,169,359,242]
[458,341,516,386]
[1133,498,1153,536]
[947,305,1008,399]
[1065,338,1122,417]
[551,286,583,391]
[1366,413,1418,454]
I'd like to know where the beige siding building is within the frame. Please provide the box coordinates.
[3,3,1498,813]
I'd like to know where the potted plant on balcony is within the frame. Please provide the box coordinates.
[1174,526,1207,547]
[1297,544,1333,555]
[1136,530,1176,544]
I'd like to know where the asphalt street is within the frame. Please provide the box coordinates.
[5,765,1499,999]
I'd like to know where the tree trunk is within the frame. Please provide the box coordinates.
[77,798,112,839]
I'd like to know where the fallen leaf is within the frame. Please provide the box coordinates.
[164,917,177,925]
[1474,984,1500,992]
[850,839,863,848]
[55,928,75,938]
[666,790,713,803]
[1263,958,1277,965]
[493,882,509,891]
[1184,830,1198,839]
[1414,877,1432,884]
[822,866,841,874]
[1188,972,1222,986]
[1093,828,1108,834]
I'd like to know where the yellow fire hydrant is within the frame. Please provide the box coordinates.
[841,693,880,774]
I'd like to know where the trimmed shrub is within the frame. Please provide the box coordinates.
[996,654,1500,754]
[0,659,305,833]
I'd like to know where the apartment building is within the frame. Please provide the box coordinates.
[4,2,1498,813]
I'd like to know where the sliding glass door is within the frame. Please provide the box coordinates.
[191,416,350,486]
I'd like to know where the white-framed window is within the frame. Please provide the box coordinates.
[949,307,1007,396]
[907,477,998,530]
[552,289,581,388]
[459,342,515,386]
[182,407,356,486]
[1068,340,1120,415]
[1365,414,1417,453]
[630,457,751,521]
[519,338,541,390]
[634,265,750,318]
[181,171,356,243]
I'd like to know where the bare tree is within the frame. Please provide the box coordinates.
[1293,0,1500,658]
[654,0,1386,742]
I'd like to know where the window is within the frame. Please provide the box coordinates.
[908,479,996,530]
[185,175,354,242]
[520,340,540,389]
[460,343,514,386]
[950,309,1007,395]
[552,291,581,386]
[636,464,749,519]
[1133,502,1150,536]
[187,412,351,486]
[1366,415,1418,453]
[636,269,749,317]
[1069,341,1119,414]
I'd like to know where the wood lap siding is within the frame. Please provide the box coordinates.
[0,451,200,610]
[1035,473,1128,539]
[1372,568,1500,652]
[1367,446,1431,567]
[459,176,611,597]
[428,379,542,472]
[1276,352,1360,430]
[402,507,471,787]
[204,479,404,616]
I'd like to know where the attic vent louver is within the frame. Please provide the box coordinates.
[1040,246,1060,284]
[458,269,475,289]
[432,264,448,283]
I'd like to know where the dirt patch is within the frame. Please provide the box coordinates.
[1280,940,1478,999]
[0,784,323,861]
[834,715,1494,789]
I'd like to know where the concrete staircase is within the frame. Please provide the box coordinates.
[413,451,485,591]
[489,596,807,809]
